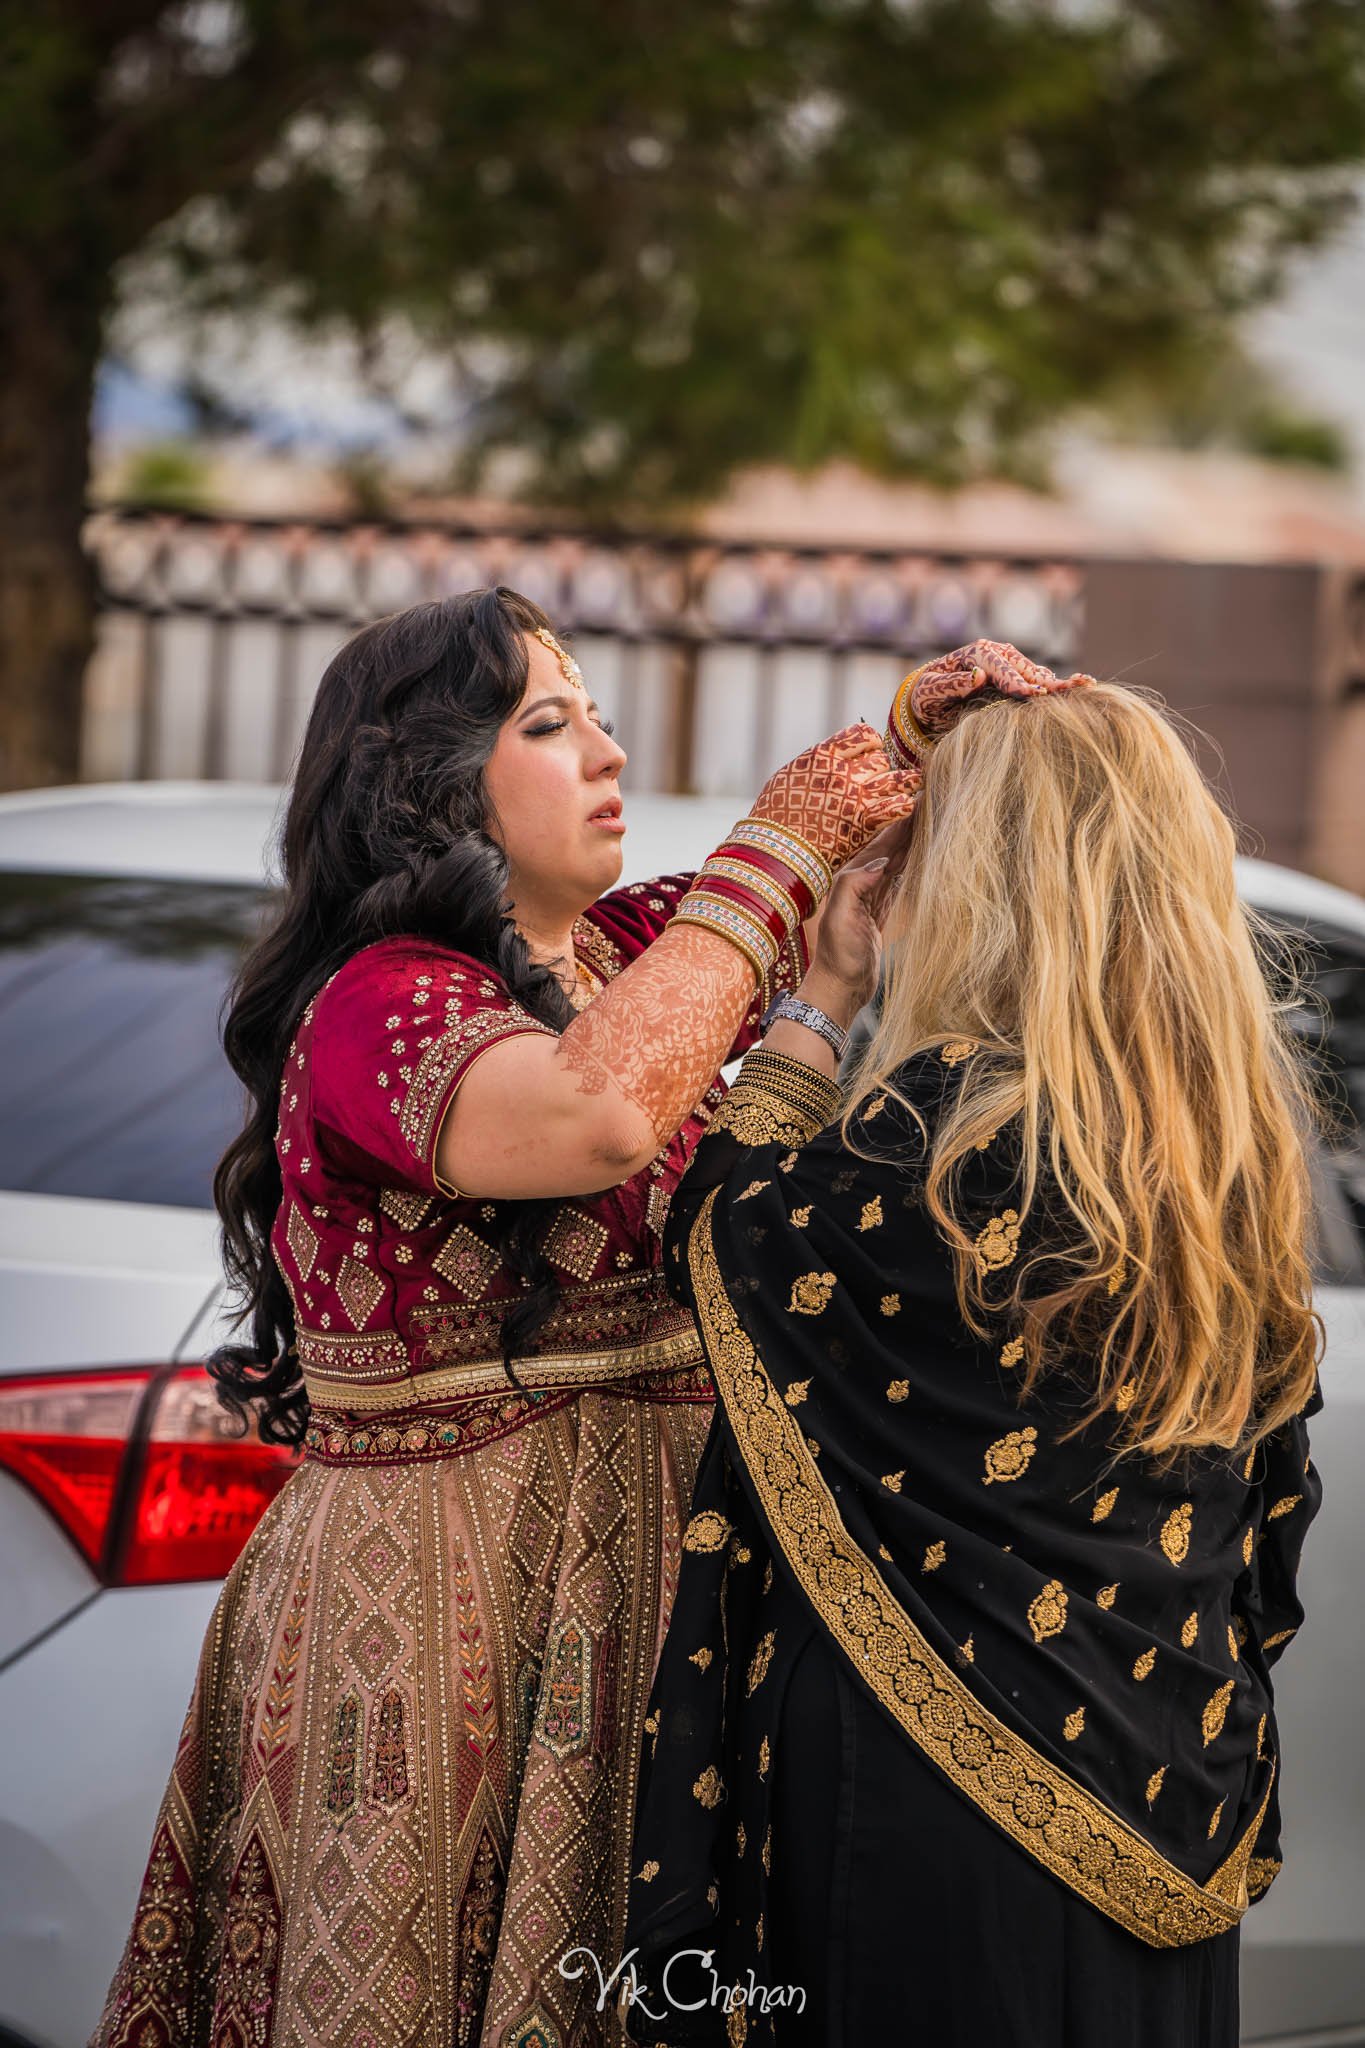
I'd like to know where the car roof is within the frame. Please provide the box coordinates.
[1,780,1363,943]
[0,780,744,894]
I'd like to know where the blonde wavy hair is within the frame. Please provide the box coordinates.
[847,680,1326,1462]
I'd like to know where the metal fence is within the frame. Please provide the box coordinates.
[83,507,1085,797]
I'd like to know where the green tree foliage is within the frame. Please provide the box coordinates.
[2,0,1365,782]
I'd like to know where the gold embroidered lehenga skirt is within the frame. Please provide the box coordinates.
[92,1383,713,2048]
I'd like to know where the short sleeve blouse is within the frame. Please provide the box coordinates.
[306,936,556,1198]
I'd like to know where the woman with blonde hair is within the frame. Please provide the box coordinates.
[621,671,1324,2047]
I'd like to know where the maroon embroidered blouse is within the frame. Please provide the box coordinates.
[268,875,804,1460]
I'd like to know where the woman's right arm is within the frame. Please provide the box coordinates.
[436,731,919,1201]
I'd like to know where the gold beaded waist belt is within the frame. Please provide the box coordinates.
[303,1361,714,1465]
[296,1268,706,1419]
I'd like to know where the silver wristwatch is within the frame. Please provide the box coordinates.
[760,991,849,1061]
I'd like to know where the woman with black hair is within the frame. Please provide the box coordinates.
[91,593,1053,2048]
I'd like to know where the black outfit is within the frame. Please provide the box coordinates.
[620,1044,1320,2048]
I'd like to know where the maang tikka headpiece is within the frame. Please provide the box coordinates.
[534,626,586,693]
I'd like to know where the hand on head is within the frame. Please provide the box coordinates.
[886,640,1095,769]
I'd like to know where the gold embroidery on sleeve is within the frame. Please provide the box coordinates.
[1181,1611,1199,1649]
[881,1470,905,1492]
[1146,1767,1166,1808]
[689,1647,714,1672]
[1092,1488,1119,1523]
[881,1294,902,1317]
[1242,1526,1254,1567]
[783,1378,811,1407]
[1267,1494,1302,1520]
[1000,1336,1025,1368]
[790,1206,812,1229]
[922,1541,946,1572]
[886,1378,909,1402]
[1064,1708,1086,1741]
[1133,1648,1157,1680]
[1096,1584,1118,1610]
[1207,1799,1225,1840]
[858,1196,883,1231]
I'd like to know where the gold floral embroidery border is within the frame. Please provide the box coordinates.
[688,1186,1271,1950]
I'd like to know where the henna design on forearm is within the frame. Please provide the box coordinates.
[556,922,759,1140]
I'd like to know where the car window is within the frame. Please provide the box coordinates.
[0,873,274,1210]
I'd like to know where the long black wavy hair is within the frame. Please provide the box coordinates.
[209,587,582,1446]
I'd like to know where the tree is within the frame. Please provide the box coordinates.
[4,0,1365,787]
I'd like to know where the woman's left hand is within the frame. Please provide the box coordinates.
[803,817,911,1024]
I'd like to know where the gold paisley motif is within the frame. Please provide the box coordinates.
[1107,1259,1128,1297]
[685,1188,1259,1951]
[1181,1611,1199,1649]
[974,1209,1021,1273]
[783,1378,811,1408]
[941,1039,977,1065]
[1202,1680,1236,1747]
[1267,1494,1302,1520]
[790,1205,812,1230]
[1092,1487,1119,1523]
[746,1631,776,1695]
[1159,1503,1193,1566]
[1113,1379,1138,1411]
[858,1196,884,1231]
[983,1425,1038,1486]
[1096,1583,1118,1609]
[693,1765,725,1809]
[636,1859,659,1882]
[923,1540,946,1572]
[788,1271,836,1316]
[690,1646,714,1672]
[683,1510,734,1553]
[736,1179,771,1203]
[1146,1767,1166,1808]
[1263,1626,1296,1649]
[862,1093,888,1120]
[1228,1624,1239,1662]
[758,1735,770,1778]
[1027,1580,1068,1643]
[880,1294,902,1317]
[1064,1708,1086,1741]
[882,1470,905,1492]
[1133,1647,1158,1681]
[1207,1799,1225,1840]
[1242,1526,1254,1567]
[886,1378,910,1403]
[1000,1336,1025,1368]
[958,1634,975,1662]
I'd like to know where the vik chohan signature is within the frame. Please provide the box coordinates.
[559,1943,808,2023]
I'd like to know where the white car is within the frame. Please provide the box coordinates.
[0,782,1361,2048]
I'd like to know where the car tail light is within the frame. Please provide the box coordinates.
[0,1365,299,1585]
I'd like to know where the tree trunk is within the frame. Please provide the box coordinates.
[0,254,103,791]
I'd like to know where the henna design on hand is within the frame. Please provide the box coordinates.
[910,640,1084,736]
[751,724,923,869]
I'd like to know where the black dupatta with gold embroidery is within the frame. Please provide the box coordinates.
[622,1044,1320,2039]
